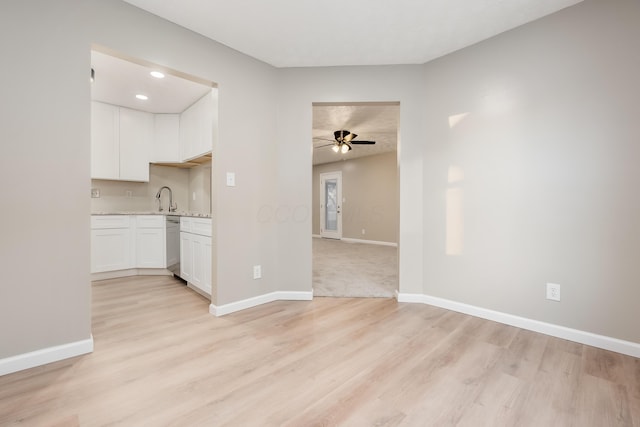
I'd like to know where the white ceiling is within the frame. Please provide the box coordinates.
[313,104,399,165]
[123,0,582,68]
[91,50,211,113]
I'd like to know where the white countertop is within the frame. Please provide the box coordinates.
[92,211,211,218]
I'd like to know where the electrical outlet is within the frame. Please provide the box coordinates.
[91,188,100,198]
[193,192,196,201]
[361,229,366,235]
[546,283,561,301]
[125,190,133,197]
[253,265,262,279]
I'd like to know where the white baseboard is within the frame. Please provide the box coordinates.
[91,269,172,281]
[210,290,313,317]
[341,237,398,247]
[0,336,94,377]
[397,292,640,358]
[312,234,397,247]
[187,282,211,299]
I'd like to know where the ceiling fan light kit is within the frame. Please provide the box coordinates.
[314,129,376,155]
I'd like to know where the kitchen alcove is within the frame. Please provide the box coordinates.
[89,46,218,302]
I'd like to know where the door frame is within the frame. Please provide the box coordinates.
[319,171,342,239]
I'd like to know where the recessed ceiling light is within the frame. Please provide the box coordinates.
[150,71,165,79]
[136,94,148,100]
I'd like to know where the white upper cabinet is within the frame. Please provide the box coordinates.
[152,114,181,163]
[180,90,214,161]
[119,107,152,181]
[91,102,119,180]
[91,101,151,182]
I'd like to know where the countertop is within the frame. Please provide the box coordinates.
[92,211,211,218]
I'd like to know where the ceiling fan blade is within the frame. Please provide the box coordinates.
[350,140,376,145]
[314,143,336,149]
[313,137,335,142]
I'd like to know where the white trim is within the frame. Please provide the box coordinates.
[397,292,640,358]
[342,237,398,247]
[210,291,313,317]
[0,336,94,376]
[187,282,211,299]
[91,268,172,281]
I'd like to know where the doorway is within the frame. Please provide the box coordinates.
[311,102,400,298]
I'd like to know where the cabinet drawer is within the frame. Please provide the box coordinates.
[91,215,130,229]
[180,217,211,236]
[136,215,164,228]
[180,216,192,233]
[191,218,211,237]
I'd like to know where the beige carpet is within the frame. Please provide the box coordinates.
[313,237,398,298]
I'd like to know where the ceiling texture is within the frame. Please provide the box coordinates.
[313,104,399,165]
[123,0,582,68]
[119,0,583,164]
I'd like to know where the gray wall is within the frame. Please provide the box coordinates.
[419,0,640,343]
[312,152,399,243]
[0,1,92,359]
[275,64,427,296]
[0,0,280,359]
[274,0,640,344]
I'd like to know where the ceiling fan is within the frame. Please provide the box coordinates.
[314,130,376,154]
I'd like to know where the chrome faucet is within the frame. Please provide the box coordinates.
[155,186,177,212]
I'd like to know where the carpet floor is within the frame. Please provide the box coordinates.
[313,237,398,297]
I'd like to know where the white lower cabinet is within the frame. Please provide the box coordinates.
[180,231,194,283]
[91,228,132,273]
[135,216,165,268]
[91,216,133,273]
[91,215,167,273]
[180,217,212,295]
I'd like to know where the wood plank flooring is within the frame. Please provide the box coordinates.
[1,275,638,426]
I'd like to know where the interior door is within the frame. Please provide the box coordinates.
[320,171,342,239]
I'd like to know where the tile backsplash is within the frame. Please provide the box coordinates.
[91,163,211,214]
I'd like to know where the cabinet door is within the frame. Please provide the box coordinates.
[180,91,213,161]
[194,90,213,158]
[180,231,193,282]
[91,101,119,180]
[119,107,152,182]
[152,114,180,163]
[191,234,205,287]
[136,228,165,268]
[179,101,197,161]
[202,236,212,295]
[91,228,132,273]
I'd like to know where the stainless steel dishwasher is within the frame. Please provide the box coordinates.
[166,216,180,276]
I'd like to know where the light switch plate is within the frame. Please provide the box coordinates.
[91,188,100,198]
[226,172,236,187]
[253,265,261,279]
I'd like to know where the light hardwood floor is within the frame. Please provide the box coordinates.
[1,275,638,426]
